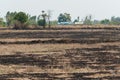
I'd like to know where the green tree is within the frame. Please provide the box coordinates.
[41,10,47,28]
[14,12,28,23]
[111,16,120,25]
[14,12,28,29]
[58,13,71,23]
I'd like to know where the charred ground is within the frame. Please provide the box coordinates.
[0,26,120,80]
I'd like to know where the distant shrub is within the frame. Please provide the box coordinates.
[37,19,46,27]
[100,19,110,25]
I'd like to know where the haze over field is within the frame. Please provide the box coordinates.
[0,0,120,20]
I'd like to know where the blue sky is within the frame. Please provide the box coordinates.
[0,0,120,20]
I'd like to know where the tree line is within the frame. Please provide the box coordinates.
[0,10,54,29]
[0,11,120,29]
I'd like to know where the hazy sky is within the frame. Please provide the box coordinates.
[0,0,120,20]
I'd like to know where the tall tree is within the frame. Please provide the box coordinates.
[14,12,28,29]
[37,10,47,28]
[41,10,47,28]
[6,11,17,27]
[83,15,92,25]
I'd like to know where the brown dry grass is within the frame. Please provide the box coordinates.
[0,25,120,80]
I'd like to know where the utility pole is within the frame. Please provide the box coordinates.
[47,10,52,28]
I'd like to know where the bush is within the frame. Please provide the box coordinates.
[37,19,46,27]
[100,19,110,24]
